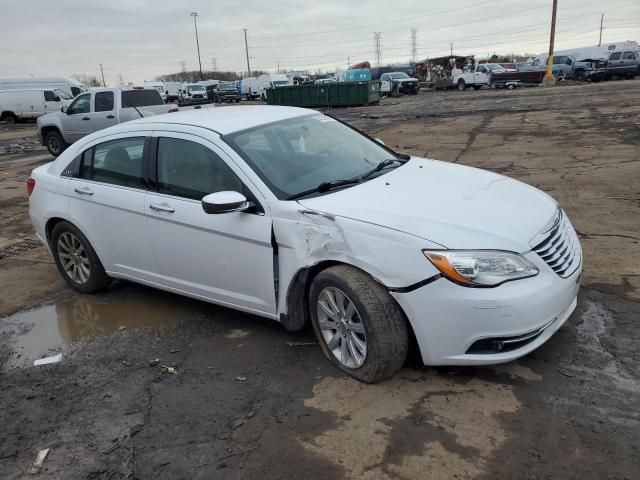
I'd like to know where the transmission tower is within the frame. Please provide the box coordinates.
[211,58,217,72]
[374,32,382,68]
[411,28,417,62]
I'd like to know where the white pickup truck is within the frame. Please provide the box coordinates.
[452,63,513,91]
[37,87,177,156]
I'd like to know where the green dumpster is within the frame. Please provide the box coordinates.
[266,81,381,108]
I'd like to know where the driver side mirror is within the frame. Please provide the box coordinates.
[202,191,253,214]
[61,106,68,113]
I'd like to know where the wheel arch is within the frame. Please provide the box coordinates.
[281,260,422,361]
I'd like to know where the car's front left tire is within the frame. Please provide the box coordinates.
[309,265,409,383]
[51,221,111,293]
[45,131,67,157]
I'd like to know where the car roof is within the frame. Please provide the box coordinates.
[126,105,316,135]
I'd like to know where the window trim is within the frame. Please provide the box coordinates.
[69,135,151,191]
[94,91,115,112]
[149,133,264,213]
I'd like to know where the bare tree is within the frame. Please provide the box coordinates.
[72,73,101,87]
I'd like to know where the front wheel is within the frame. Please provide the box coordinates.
[309,265,409,383]
[51,221,111,294]
[457,79,466,91]
[45,131,67,157]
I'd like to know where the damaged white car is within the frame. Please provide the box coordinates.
[27,106,581,382]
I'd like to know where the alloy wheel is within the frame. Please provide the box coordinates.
[317,287,367,368]
[57,232,91,284]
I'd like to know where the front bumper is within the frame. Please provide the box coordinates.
[391,252,581,365]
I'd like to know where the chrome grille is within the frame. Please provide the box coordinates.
[532,210,581,278]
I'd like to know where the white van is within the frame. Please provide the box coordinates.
[0,88,73,123]
[144,81,167,102]
[0,77,86,98]
[163,82,181,102]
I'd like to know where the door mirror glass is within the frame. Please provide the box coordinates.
[202,191,251,214]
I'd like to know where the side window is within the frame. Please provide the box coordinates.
[79,137,146,188]
[565,58,573,65]
[156,137,243,201]
[44,90,58,102]
[622,51,637,60]
[478,66,487,73]
[94,91,114,112]
[68,94,91,114]
[71,87,82,97]
[609,52,622,61]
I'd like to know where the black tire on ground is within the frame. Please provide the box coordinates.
[44,130,67,157]
[51,221,112,294]
[574,70,586,81]
[507,83,516,90]
[457,79,466,91]
[2,112,17,124]
[309,265,409,383]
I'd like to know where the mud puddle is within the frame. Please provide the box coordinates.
[1,285,213,369]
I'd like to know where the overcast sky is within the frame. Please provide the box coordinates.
[0,0,637,85]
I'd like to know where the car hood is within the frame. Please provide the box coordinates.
[297,158,557,252]
[37,111,65,124]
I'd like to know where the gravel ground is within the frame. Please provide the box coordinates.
[1,79,639,479]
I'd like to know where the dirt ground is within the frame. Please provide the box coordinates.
[1,80,639,479]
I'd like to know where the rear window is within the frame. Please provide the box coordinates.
[121,90,163,107]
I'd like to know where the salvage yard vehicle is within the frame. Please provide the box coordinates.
[380,72,419,95]
[27,106,582,383]
[216,81,241,103]
[605,50,639,79]
[0,88,72,123]
[179,83,209,105]
[0,76,86,98]
[36,87,177,156]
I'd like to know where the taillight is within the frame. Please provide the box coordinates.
[168,107,179,113]
[26,177,36,197]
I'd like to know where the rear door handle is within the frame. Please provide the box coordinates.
[74,187,93,196]
[82,117,90,120]
[149,202,175,213]
[106,115,115,119]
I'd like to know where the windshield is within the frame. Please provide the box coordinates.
[187,85,205,92]
[485,64,505,71]
[153,86,164,93]
[273,80,289,86]
[224,115,397,200]
[53,88,71,100]
[389,72,410,79]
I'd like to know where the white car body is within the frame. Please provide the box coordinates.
[0,88,72,121]
[28,106,581,368]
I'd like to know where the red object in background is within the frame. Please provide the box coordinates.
[349,61,371,70]
[26,177,36,197]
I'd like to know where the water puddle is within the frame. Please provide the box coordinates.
[1,286,212,369]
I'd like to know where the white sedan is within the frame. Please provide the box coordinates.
[27,106,581,382]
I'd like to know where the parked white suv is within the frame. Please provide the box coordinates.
[27,106,581,382]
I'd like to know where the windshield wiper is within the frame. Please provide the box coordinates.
[360,158,407,180]
[287,179,360,200]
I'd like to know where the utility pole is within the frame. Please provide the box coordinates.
[99,64,106,87]
[450,42,453,57]
[191,12,203,81]
[543,0,558,87]
[411,28,417,63]
[598,13,604,46]
[243,29,251,77]
[211,58,217,72]
[347,56,350,68]
[374,32,382,68]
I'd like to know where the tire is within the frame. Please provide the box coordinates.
[309,265,409,383]
[457,79,466,91]
[472,85,482,90]
[2,112,17,124]
[50,221,111,294]
[574,70,586,81]
[507,83,516,90]
[45,130,67,157]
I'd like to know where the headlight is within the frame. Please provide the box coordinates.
[423,250,538,287]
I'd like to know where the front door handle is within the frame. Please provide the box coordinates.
[82,117,90,120]
[74,187,93,196]
[106,115,115,119]
[149,202,175,213]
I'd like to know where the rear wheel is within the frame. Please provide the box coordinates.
[574,70,586,81]
[51,221,111,294]
[309,265,409,383]
[457,79,466,91]
[45,130,67,157]
[2,112,17,124]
